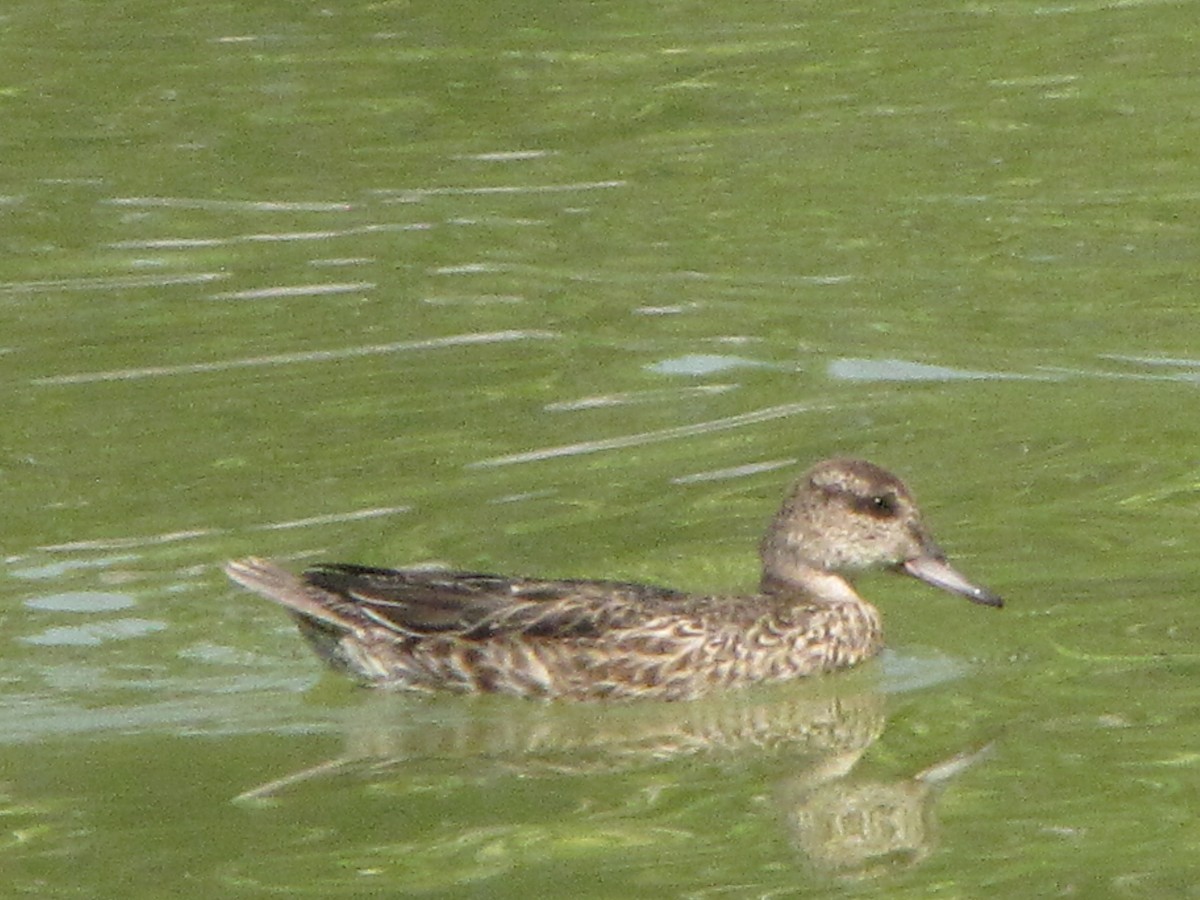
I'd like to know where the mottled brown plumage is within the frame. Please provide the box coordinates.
[224,458,1001,701]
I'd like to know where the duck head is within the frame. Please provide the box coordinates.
[759,458,1002,608]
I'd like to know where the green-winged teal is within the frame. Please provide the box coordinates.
[225,458,1001,700]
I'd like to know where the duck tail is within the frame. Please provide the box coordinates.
[224,557,358,633]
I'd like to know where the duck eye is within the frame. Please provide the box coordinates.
[868,493,898,517]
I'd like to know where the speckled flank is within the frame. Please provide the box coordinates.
[224,458,1000,701]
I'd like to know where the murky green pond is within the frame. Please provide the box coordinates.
[5,0,1200,895]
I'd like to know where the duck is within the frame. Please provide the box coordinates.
[224,458,1001,701]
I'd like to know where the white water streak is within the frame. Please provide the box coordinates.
[33,330,559,386]
[470,402,837,468]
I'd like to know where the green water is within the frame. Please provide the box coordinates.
[5,0,1200,895]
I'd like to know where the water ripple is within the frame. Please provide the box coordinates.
[106,196,355,212]
[0,272,227,295]
[108,222,429,250]
[32,330,559,385]
[670,458,799,484]
[209,281,376,300]
[254,505,411,531]
[375,179,627,203]
[470,401,838,468]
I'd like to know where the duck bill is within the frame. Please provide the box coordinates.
[903,555,1003,608]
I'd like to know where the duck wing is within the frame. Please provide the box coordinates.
[299,562,692,640]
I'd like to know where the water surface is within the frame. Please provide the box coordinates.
[5,0,1200,896]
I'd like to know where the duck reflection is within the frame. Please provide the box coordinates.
[781,738,992,879]
[237,675,991,881]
